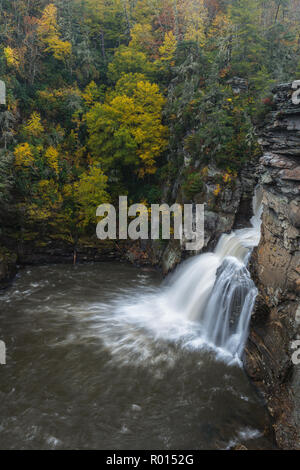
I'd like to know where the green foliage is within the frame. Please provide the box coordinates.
[107,46,156,83]
[1,0,300,247]
[182,87,261,170]
[74,165,110,227]
[182,171,204,200]
[0,150,14,204]
[86,77,168,178]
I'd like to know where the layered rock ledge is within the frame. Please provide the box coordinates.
[244,82,300,449]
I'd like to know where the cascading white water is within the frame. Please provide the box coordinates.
[163,187,263,358]
[88,187,263,366]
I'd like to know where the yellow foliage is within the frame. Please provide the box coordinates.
[37,4,72,61]
[103,95,136,123]
[24,112,44,137]
[27,179,62,222]
[62,183,74,198]
[82,81,100,107]
[134,81,166,113]
[37,4,57,38]
[39,180,61,205]
[208,12,232,39]
[74,165,110,227]
[223,169,237,183]
[37,180,61,206]
[14,143,35,169]
[179,0,207,46]
[87,78,168,177]
[158,31,177,63]
[214,184,221,197]
[223,172,231,183]
[4,47,20,68]
[46,36,72,61]
[38,86,81,104]
[133,81,168,175]
[129,23,156,55]
[108,46,155,82]
[201,166,209,178]
[45,146,59,173]
[27,204,53,221]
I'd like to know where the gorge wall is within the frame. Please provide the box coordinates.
[244,82,300,449]
[153,80,300,449]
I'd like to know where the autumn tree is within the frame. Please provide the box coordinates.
[107,46,155,82]
[37,3,72,61]
[87,74,168,178]
[2,0,300,251]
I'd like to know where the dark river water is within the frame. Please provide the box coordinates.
[0,262,274,450]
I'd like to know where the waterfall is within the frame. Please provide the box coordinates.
[101,188,263,365]
[163,188,263,358]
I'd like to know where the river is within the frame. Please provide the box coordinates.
[0,262,274,450]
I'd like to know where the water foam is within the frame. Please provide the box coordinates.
[107,187,263,361]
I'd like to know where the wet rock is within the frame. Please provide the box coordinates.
[280,166,300,181]
[245,82,300,450]
[288,201,300,228]
[162,240,182,275]
[159,161,258,274]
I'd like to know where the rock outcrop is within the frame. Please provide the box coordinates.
[244,82,300,449]
[157,161,258,275]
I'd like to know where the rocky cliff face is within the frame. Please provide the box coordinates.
[244,82,300,449]
[149,161,259,275]
[119,161,258,274]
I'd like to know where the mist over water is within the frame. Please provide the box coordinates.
[0,263,273,450]
[153,187,263,360]
[0,190,274,450]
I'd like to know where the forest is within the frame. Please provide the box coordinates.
[1,0,300,452]
[0,0,300,249]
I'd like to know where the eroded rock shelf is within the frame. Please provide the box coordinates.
[245,82,300,449]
